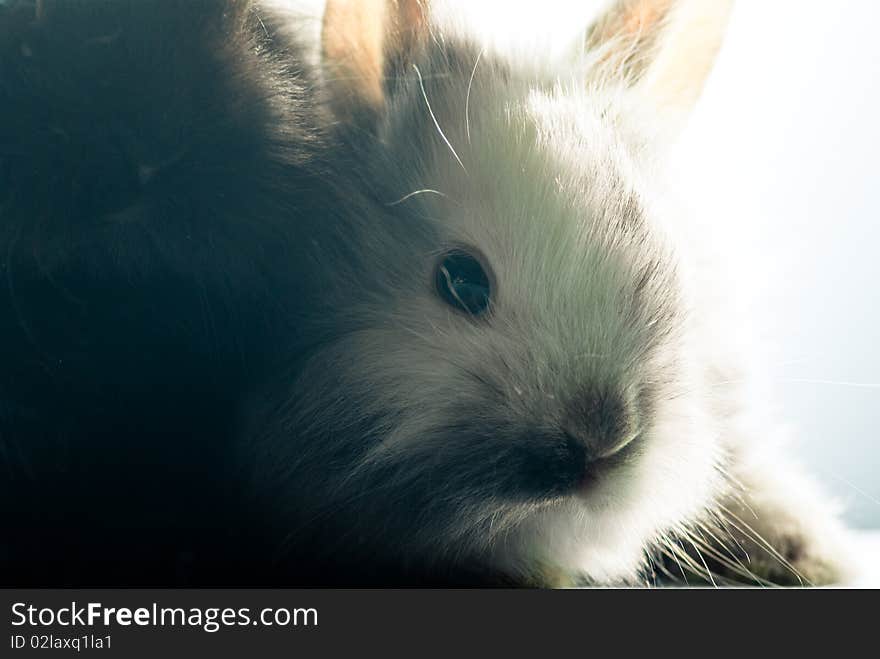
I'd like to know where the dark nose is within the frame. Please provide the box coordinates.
[563,388,638,460]
[500,390,639,502]
[514,432,590,500]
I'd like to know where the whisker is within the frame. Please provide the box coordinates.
[813,467,880,508]
[777,378,880,389]
[658,541,690,585]
[682,535,717,587]
[412,64,468,173]
[716,504,811,586]
[711,377,880,390]
[666,539,713,584]
[691,523,772,586]
[464,47,485,145]
[254,11,270,38]
[386,189,448,206]
[649,547,685,584]
[706,509,753,562]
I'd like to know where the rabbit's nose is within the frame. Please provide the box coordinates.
[563,389,638,460]
[516,432,590,499]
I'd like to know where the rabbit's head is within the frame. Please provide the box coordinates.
[251,0,734,585]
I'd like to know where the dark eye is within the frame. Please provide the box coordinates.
[434,250,492,316]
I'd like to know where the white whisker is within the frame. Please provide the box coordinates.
[412,64,468,173]
[465,47,485,145]
[815,468,880,508]
[386,189,447,206]
[777,378,880,389]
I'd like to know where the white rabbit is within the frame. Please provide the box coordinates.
[246,0,855,586]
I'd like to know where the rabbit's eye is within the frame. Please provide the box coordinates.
[434,250,492,316]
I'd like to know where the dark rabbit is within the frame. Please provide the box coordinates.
[0,0,352,584]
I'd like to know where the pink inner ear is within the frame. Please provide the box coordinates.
[620,0,672,37]
[321,0,429,120]
[591,0,672,47]
[322,0,389,114]
[583,0,678,87]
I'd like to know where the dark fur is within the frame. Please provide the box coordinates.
[0,0,350,585]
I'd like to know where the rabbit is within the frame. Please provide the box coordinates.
[242,0,856,586]
[0,0,360,584]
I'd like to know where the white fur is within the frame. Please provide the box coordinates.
[252,0,853,586]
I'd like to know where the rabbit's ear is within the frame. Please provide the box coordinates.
[585,0,733,119]
[321,0,428,124]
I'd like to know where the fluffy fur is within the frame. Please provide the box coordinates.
[0,0,854,586]
[246,0,854,585]
[0,0,346,584]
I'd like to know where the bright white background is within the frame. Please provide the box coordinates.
[293,0,880,529]
[681,1,880,529]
